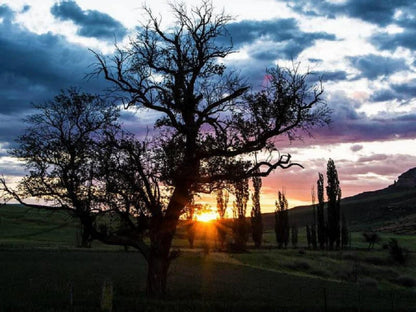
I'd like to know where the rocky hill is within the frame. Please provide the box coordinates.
[389,167,416,189]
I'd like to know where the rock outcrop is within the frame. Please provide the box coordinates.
[390,167,416,189]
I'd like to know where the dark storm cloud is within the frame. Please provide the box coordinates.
[333,0,413,26]
[348,54,408,79]
[368,3,416,52]
[286,0,416,52]
[370,89,397,102]
[371,30,416,52]
[226,18,336,60]
[0,4,111,145]
[287,0,414,26]
[371,79,416,103]
[51,0,127,40]
[307,70,348,83]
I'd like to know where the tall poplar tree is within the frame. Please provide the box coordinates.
[275,191,289,248]
[326,159,341,249]
[317,173,326,249]
[250,175,263,248]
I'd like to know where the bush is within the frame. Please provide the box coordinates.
[388,239,409,265]
[396,275,416,288]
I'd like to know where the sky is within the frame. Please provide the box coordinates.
[1,0,416,212]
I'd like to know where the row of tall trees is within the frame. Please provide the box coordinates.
[0,2,328,297]
[308,159,348,250]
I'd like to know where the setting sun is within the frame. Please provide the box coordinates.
[195,210,218,222]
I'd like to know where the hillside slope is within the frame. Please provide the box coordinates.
[263,168,416,233]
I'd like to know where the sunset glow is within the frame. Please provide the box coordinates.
[195,210,218,223]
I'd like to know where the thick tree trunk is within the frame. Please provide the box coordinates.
[145,185,187,297]
[146,247,170,297]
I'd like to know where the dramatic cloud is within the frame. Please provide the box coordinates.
[371,31,416,52]
[51,0,127,40]
[225,18,336,60]
[293,92,416,146]
[348,54,408,79]
[287,0,416,52]
[0,5,111,146]
[288,0,415,26]
[371,79,416,103]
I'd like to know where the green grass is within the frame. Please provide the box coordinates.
[1,204,416,311]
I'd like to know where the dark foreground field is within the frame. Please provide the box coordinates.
[1,206,416,311]
[1,248,416,312]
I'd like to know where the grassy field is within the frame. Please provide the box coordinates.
[1,205,416,311]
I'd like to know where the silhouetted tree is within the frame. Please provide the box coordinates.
[275,191,289,248]
[1,2,328,297]
[326,159,341,249]
[291,224,298,248]
[250,175,263,248]
[216,189,229,250]
[0,89,119,248]
[341,214,349,249]
[310,186,317,249]
[317,173,326,249]
[232,179,249,250]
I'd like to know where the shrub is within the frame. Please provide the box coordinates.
[388,239,409,265]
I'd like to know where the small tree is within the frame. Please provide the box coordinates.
[362,232,380,250]
[0,89,119,248]
[275,191,289,248]
[216,189,229,250]
[250,175,263,248]
[326,159,341,249]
